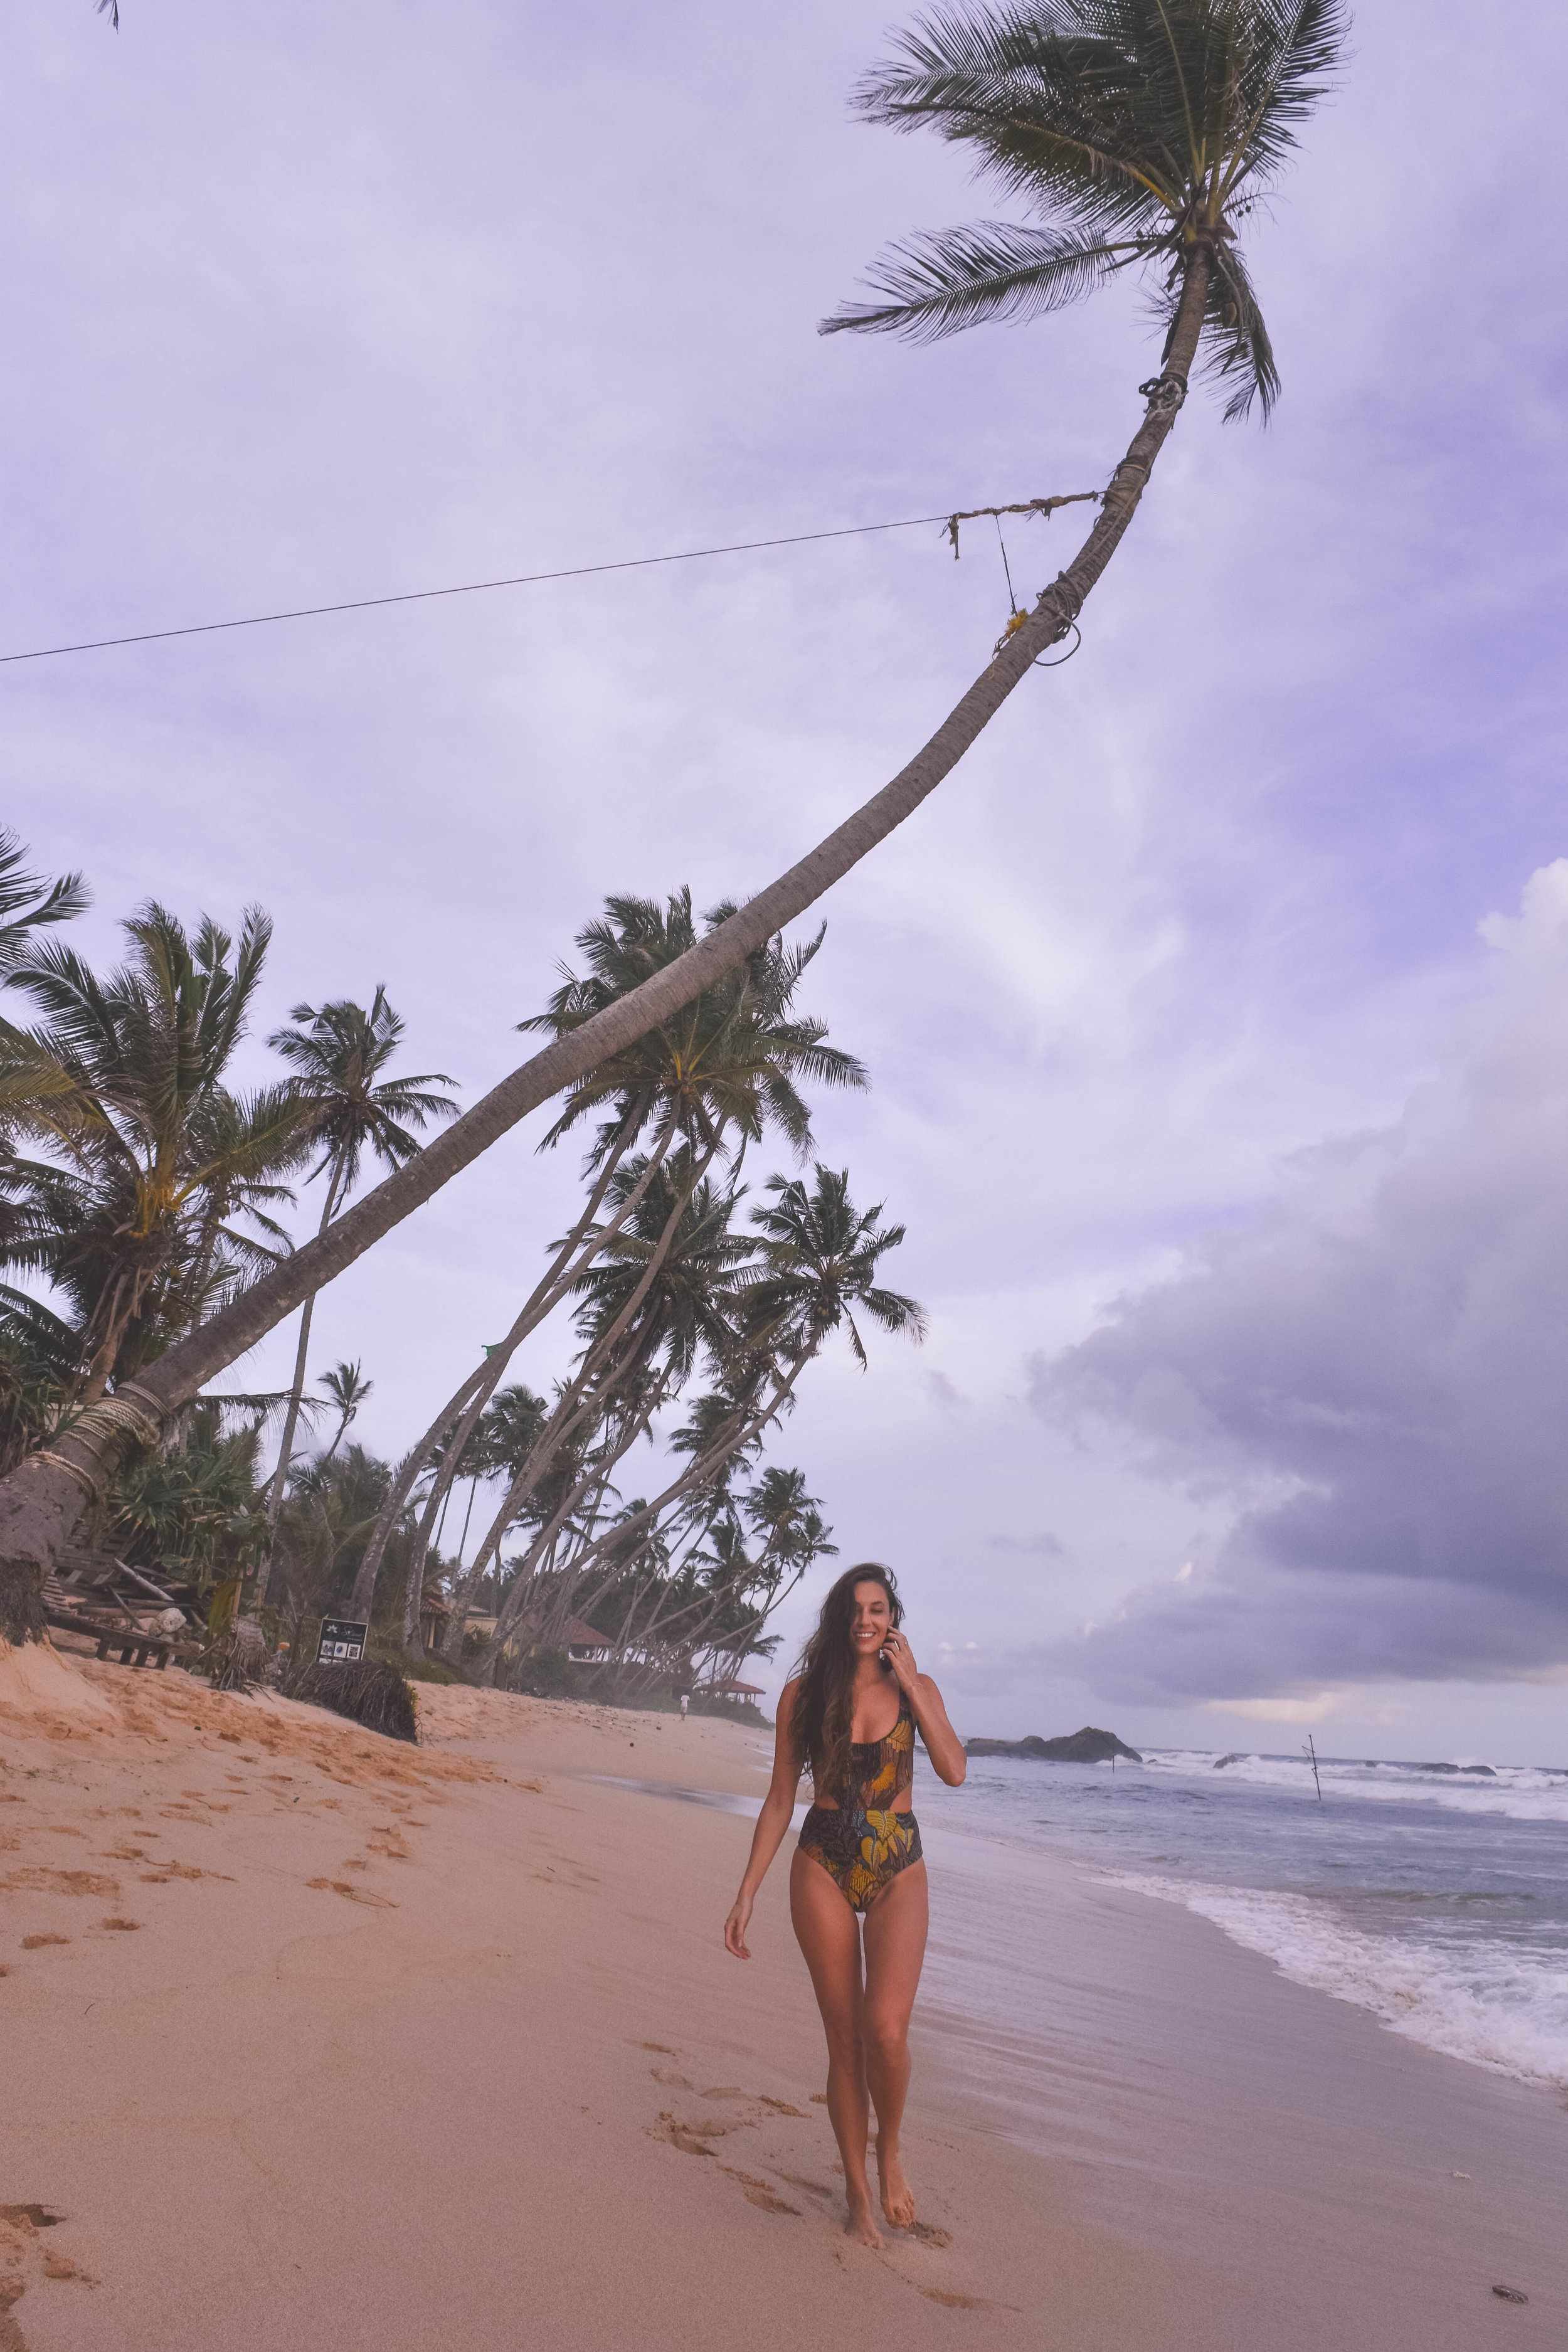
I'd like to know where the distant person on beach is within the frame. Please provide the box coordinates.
[723,1563,965,2247]
[679,1689,690,1720]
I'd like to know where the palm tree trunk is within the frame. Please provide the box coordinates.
[442,1368,662,1664]
[256,1160,345,1609]
[349,1095,669,1623]
[467,1372,677,1665]
[400,1534,430,1665]
[437,1130,725,1655]
[479,1347,808,1675]
[0,268,1209,1634]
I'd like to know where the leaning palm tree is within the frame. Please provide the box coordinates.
[258,991,457,1576]
[348,890,864,1624]
[317,1360,372,1463]
[398,1379,548,1656]
[484,1165,924,1674]
[448,1154,758,1662]
[1,0,1343,1633]
[1,904,307,1399]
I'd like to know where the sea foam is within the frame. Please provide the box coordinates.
[1101,1868,1568,2091]
[1138,1749,1568,1826]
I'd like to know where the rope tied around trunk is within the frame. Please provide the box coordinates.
[32,1449,107,1503]
[945,492,1099,561]
[1137,371,1190,416]
[25,1382,169,1508]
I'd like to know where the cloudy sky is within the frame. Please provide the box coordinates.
[7,0,1566,1760]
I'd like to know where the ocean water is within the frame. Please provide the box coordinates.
[913,1745,1568,2094]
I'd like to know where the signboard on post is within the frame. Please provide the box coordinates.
[317,1618,369,1665]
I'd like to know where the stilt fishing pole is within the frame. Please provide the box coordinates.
[1303,1734,1323,1803]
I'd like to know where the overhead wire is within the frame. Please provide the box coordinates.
[0,512,952,668]
[0,491,1102,669]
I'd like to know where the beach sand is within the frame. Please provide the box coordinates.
[3,1641,1564,2349]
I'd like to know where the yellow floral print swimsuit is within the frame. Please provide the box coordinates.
[798,1688,923,1914]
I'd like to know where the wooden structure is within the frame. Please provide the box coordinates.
[560,1615,616,1662]
[41,1549,205,1673]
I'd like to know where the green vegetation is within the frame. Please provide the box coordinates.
[0,836,918,1700]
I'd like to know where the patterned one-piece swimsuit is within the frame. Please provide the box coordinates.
[798,1686,923,1914]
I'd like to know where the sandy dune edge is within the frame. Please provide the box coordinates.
[2,1645,1563,2349]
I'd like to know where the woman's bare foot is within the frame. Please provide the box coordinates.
[844,2188,886,2249]
[877,2143,917,2230]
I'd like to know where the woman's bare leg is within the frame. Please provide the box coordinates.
[790,1849,882,2247]
[862,1859,928,2228]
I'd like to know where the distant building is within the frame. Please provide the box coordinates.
[560,1616,617,1662]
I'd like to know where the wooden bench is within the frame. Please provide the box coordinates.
[41,1579,201,1672]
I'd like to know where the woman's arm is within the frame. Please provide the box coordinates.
[723,1680,805,1959]
[879,1628,967,1787]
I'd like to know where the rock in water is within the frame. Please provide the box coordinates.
[964,1726,1143,1765]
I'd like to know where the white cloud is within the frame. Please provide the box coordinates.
[1203,1692,1342,1725]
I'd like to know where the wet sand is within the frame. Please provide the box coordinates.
[2,1641,1564,2349]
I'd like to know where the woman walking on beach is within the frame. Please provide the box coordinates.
[724,1564,965,2247]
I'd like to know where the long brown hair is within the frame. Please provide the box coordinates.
[790,1562,903,1799]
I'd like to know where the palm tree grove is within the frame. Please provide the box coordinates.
[3,0,1343,1717]
[0,827,920,1708]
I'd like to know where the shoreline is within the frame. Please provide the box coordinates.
[3,1646,1564,2347]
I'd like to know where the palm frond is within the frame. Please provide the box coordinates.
[823,220,1146,340]
[1220,0,1350,196]
[1203,235,1279,419]
[852,5,1185,220]
[0,831,90,978]
[829,0,1344,416]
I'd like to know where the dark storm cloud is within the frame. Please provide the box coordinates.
[1030,867,1568,1702]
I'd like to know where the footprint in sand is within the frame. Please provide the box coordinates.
[648,2111,754,2158]
[20,1936,68,1951]
[649,2068,693,2089]
[717,2166,800,2216]
[305,1878,397,1909]
[635,2042,677,2055]
[99,1918,141,1931]
[776,2173,838,2201]
[4,1869,118,1899]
